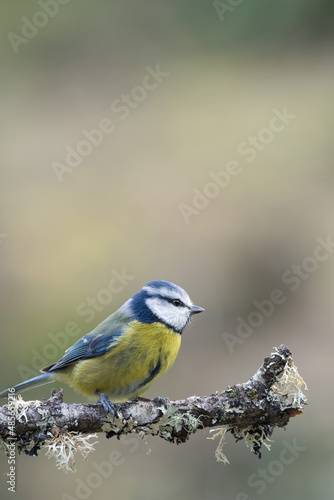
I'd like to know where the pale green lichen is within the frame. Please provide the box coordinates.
[209,350,307,464]
[5,396,50,425]
[101,421,113,433]
[36,406,50,420]
[158,409,203,442]
[10,396,34,423]
[208,428,230,464]
[225,407,245,414]
[44,431,98,473]
[181,413,203,434]
[272,352,308,407]
[238,426,274,453]
[211,425,274,463]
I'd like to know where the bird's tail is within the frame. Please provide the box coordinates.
[0,373,53,398]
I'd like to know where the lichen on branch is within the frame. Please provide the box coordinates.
[0,344,307,472]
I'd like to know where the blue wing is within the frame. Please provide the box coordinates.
[41,308,131,373]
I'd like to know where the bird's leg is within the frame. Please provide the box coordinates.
[96,392,116,416]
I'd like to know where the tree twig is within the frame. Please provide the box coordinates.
[0,344,307,468]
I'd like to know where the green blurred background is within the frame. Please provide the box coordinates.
[1,1,334,499]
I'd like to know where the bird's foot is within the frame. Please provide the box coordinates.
[96,392,116,416]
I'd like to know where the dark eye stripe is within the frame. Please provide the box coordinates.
[153,294,188,308]
[166,298,185,307]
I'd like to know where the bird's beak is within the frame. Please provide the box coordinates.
[190,305,205,315]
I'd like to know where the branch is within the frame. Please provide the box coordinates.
[0,344,307,470]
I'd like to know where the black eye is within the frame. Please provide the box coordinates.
[171,299,182,307]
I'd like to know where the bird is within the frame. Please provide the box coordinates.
[0,280,204,414]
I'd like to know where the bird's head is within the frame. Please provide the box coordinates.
[125,280,204,333]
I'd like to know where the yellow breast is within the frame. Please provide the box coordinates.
[56,321,181,401]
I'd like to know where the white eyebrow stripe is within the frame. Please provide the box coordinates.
[143,285,192,305]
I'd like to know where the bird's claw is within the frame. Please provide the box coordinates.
[96,392,116,416]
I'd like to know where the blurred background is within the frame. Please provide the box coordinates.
[1,1,334,499]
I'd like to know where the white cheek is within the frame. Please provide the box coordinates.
[146,298,189,331]
[168,308,189,331]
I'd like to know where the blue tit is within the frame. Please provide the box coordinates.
[0,280,204,413]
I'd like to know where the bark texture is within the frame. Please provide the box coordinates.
[0,344,307,462]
